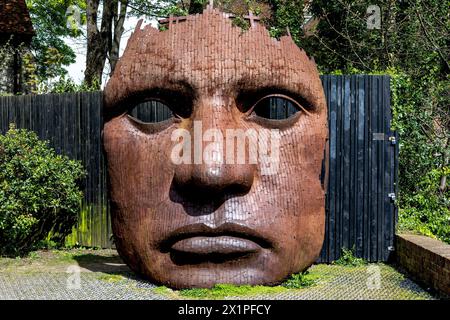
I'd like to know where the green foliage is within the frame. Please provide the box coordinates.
[128,0,188,18]
[35,239,59,250]
[333,247,368,267]
[97,274,126,283]
[305,0,449,75]
[398,167,450,243]
[133,0,305,36]
[162,270,317,299]
[26,0,86,81]
[389,70,449,243]
[268,0,305,42]
[179,283,286,299]
[38,77,100,94]
[282,271,318,289]
[0,125,85,256]
[0,40,38,94]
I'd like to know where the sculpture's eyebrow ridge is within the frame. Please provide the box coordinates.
[234,75,320,112]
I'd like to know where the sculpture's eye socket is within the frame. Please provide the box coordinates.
[252,95,301,120]
[127,100,175,124]
[250,94,308,120]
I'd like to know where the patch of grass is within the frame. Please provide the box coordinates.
[333,247,368,267]
[27,251,40,260]
[34,239,59,251]
[179,283,286,299]
[97,273,125,283]
[282,271,319,289]
[157,270,321,299]
[50,250,79,262]
[153,286,172,295]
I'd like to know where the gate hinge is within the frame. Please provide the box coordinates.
[388,193,396,202]
[388,136,397,145]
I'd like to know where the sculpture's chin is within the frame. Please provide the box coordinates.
[141,264,285,289]
[116,245,313,289]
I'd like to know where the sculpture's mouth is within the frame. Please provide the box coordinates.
[160,223,271,263]
[171,236,260,255]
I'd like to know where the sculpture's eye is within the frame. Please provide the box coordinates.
[128,100,174,124]
[251,95,306,120]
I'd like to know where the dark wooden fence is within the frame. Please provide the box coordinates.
[0,75,398,262]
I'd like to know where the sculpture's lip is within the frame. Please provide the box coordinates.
[170,236,261,255]
[160,223,272,254]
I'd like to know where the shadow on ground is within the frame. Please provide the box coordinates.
[72,253,131,274]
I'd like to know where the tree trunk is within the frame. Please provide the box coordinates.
[109,0,128,75]
[84,0,103,88]
[84,0,118,88]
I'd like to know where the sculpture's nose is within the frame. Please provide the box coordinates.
[172,95,256,203]
[174,159,255,201]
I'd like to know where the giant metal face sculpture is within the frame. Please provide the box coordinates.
[103,7,328,289]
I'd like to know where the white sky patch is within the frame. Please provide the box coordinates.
[63,15,158,87]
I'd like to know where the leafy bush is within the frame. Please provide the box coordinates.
[389,71,450,244]
[37,76,100,94]
[282,271,318,289]
[333,247,367,267]
[0,125,85,256]
[398,167,450,243]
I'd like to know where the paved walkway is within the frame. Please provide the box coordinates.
[0,249,436,300]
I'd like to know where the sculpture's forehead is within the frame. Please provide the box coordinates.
[105,10,323,109]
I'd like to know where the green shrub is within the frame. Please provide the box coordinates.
[282,271,318,289]
[398,167,450,243]
[390,71,450,244]
[37,76,100,94]
[0,124,85,256]
[179,283,286,299]
[333,247,367,267]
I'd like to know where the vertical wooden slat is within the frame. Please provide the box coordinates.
[378,77,385,261]
[328,76,337,261]
[349,75,356,253]
[363,76,371,260]
[370,76,379,262]
[342,76,351,251]
[318,76,329,263]
[356,75,365,258]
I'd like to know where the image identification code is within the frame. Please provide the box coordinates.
[178,304,271,317]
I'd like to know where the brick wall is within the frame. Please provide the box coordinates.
[396,234,450,298]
